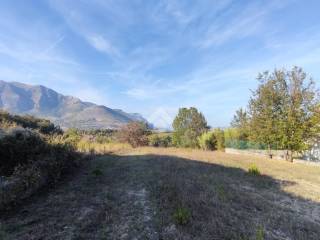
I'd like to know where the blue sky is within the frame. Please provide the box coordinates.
[1,0,320,128]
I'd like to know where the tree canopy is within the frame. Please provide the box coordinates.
[172,107,208,148]
[232,67,320,161]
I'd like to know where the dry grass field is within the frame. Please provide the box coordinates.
[1,147,320,239]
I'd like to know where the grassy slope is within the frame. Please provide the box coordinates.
[1,147,320,239]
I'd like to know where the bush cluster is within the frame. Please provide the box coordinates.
[198,131,217,150]
[0,114,81,210]
[149,133,172,147]
[0,129,47,176]
[0,110,62,135]
[117,122,150,147]
[197,128,225,151]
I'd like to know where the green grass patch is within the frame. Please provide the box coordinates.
[92,168,103,177]
[173,206,191,225]
[248,164,261,176]
[256,225,265,240]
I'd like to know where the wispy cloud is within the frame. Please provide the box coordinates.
[87,34,119,57]
[199,0,291,48]
[1,0,320,127]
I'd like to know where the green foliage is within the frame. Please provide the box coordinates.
[61,128,81,146]
[249,67,320,160]
[248,165,261,176]
[0,110,62,135]
[231,67,320,161]
[117,121,150,147]
[198,131,217,150]
[212,128,225,150]
[173,206,191,225]
[173,107,208,148]
[92,168,103,177]
[231,108,249,141]
[256,226,265,240]
[224,129,269,150]
[215,184,228,201]
[149,133,172,147]
[76,129,116,144]
[0,129,47,176]
[0,112,81,210]
[224,128,254,149]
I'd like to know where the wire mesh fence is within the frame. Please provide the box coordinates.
[224,139,277,150]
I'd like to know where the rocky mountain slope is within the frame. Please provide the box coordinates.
[0,80,146,129]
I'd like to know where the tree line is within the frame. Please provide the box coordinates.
[231,67,320,161]
[118,67,320,162]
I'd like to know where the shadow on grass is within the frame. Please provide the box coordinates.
[1,152,319,240]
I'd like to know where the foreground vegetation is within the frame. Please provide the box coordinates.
[1,147,319,239]
[0,112,82,210]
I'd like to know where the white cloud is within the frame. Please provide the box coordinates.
[87,34,119,57]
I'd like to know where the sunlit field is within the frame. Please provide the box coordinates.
[3,146,319,239]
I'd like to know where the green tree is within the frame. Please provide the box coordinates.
[172,107,208,148]
[231,108,249,141]
[249,67,320,161]
[248,71,284,153]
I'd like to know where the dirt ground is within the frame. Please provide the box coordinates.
[1,147,320,240]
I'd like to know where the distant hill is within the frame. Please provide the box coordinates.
[0,80,147,129]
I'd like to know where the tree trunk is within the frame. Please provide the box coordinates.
[289,151,293,162]
[285,150,293,162]
[268,144,273,159]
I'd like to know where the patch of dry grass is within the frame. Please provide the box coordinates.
[76,141,131,154]
[132,147,320,202]
[1,147,320,239]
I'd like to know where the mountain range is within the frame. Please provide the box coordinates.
[0,80,146,129]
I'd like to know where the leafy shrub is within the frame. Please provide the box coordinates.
[198,131,217,150]
[61,128,81,146]
[248,165,261,176]
[117,122,150,147]
[0,129,47,176]
[0,110,62,135]
[92,168,103,176]
[149,134,172,147]
[173,206,191,225]
[213,128,225,150]
[0,138,80,210]
[0,113,82,210]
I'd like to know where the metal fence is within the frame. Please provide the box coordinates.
[224,140,276,150]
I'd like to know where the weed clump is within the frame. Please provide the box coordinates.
[216,184,228,201]
[173,206,191,225]
[256,225,265,240]
[248,164,261,176]
[92,168,103,177]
